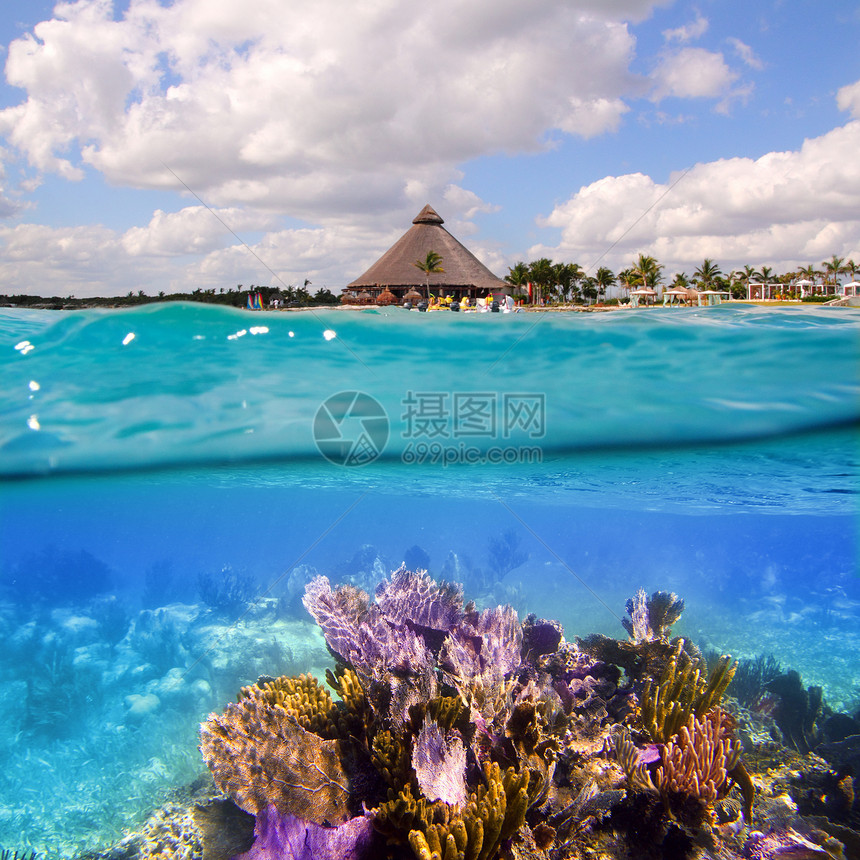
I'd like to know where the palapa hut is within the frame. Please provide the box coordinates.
[342,204,510,304]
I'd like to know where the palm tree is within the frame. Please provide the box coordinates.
[617,268,635,298]
[594,266,616,302]
[757,265,774,283]
[506,262,529,288]
[528,258,554,305]
[671,272,690,288]
[844,259,858,284]
[632,253,663,290]
[414,251,444,301]
[822,255,847,286]
[693,258,722,289]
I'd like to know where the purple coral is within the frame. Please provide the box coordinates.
[303,570,522,696]
[302,574,435,677]
[412,717,467,807]
[441,604,522,686]
[236,805,379,860]
[374,565,463,632]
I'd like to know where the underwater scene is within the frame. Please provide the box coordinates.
[0,303,858,859]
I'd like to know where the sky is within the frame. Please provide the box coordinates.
[0,0,859,297]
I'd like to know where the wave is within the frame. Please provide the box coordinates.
[1,302,858,477]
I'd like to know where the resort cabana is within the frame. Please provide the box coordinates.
[376,288,398,306]
[343,204,510,305]
[628,287,658,307]
[697,290,730,306]
[662,287,697,306]
[840,281,860,297]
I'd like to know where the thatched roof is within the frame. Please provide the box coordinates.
[347,205,507,291]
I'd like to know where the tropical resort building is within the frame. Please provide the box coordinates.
[748,280,842,300]
[341,205,511,305]
[747,282,782,301]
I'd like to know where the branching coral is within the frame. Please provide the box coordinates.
[654,709,741,808]
[616,709,743,824]
[372,728,413,791]
[640,638,736,744]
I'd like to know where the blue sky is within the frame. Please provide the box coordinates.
[0,0,858,296]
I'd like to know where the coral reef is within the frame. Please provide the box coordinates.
[191,575,860,860]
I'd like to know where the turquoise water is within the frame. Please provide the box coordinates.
[0,303,858,853]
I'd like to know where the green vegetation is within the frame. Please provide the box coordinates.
[0,283,341,310]
[504,253,856,304]
[413,250,445,301]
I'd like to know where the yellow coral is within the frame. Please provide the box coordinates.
[405,762,528,860]
[640,640,736,743]
[243,673,336,737]
[372,729,413,790]
[326,665,372,739]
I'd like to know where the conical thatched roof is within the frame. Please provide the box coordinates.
[347,205,507,292]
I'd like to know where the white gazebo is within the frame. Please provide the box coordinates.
[662,287,693,306]
[698,290,731,306]
[628,287,658,307]
[841,281,860,297]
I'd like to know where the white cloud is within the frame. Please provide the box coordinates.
[663,14,709,43]
[120,206,278,257]
[837,79,860,118]
[533,104,860,275]
[0,0,649,217]
[651,47,738,101]
[442,186,501,222]
[727,37,764,71]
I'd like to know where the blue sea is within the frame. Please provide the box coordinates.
[0,302,858,854]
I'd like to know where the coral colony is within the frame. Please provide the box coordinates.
[184,569,858,860]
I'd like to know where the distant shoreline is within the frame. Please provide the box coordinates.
[1,298,847,313]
